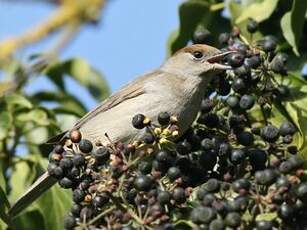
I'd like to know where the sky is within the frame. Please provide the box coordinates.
[0,0,182,109]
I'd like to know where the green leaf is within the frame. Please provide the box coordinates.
[34,156,71,230]
[10,155,71,230]
[272,73,307,159]
[66,58,110,101]
[227,0,264,40]
[12,210,45,230]
[169,0,211,54]
[235,0,279,24]
[0,186,10,226]
[32,91,87,117]
[0,111,11,140]
[5,94,32,109]
[17,109,50,126]
[281,0,307,56]
[45,58,110,101]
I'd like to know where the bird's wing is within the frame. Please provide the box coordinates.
[46,70,161,144]
[9,70,161,217]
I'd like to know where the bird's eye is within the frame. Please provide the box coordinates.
[193,51,203,59]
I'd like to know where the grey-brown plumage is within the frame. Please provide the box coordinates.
[9,44,232,217]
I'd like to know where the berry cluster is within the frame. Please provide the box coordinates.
[46,18,307,229]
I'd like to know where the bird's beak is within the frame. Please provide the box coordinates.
[206,50,235,70]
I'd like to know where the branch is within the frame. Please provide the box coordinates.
[0,0,105,62]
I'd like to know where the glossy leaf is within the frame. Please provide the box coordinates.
[0,185,9,227]
[32,91,87,117]
[5,94,32,109]
[281,0,307,56]
[66,58,110,101]
[169,0,210,53]
[10,155,71,230]
[0,111,10,140]
[235,0,279,24]
[45,58,110,101]
[17,109,50,126]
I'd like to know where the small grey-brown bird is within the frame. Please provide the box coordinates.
[10,44,232,217]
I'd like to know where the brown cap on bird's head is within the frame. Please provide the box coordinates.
[162,44,233,77]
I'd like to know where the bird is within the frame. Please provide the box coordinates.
[9,44,233,217]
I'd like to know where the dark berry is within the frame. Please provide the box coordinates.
[73,154,86,167]
[158,112,170,126]
[80,207,94,221]
[176,140,192,155]
[260,125,280,142]
[93,193,109,208]
[64,215,76,229]
[59,158,73,170]
[278,203,294,219]
[73,189,85,203]
[156,150,173,165]
[59,177,74,189]
[198,113,220,128]
[218,33,230,45]
[232,178,251,193]
[256,220,273,230]
[244,55,261,69]
[247,18,258,33]
[226,95,239,109]
[279,121,296,136]
[92,147,110,165]
[230,149,245,164]
[227,53,244,67]
[225,212,241,227]
[52,166,64,179]
[248,149,267,170]
[70,129,82,143]
[193,27,211,44]
[209,219,225,230]
[236,131,254,146]
[191,206,216,224]
[288,155,304,169]
[79,139,93,153]
[134,175,153,191]
[270,53,288,75]
[132,114,146,129]
[142,132,155,144]
[279,161,293,173]
[202,193,216,206]
[172,187,186,203]
[157,191,171,205]
[201,138,214,150]
[67,167,80,179]
[239,94,255,110]
[287,145,298,155]
[259,36,277,52]
[138,160,152,174]
[167,167,181,181]
[201,99,215,113]
[204,178,220,193]
[71,203,82,217]
[232,78,247,94]
[199,150,217,171]
[54,145,64,154]
[234,65,250,77]
[218,143,231,157]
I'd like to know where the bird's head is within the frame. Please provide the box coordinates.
[162,44,233,78]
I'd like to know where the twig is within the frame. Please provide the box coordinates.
[0,0,105,62]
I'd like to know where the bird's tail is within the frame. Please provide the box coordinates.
[9,172,57,218]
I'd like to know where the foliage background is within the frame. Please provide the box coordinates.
[0,0,306,229]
